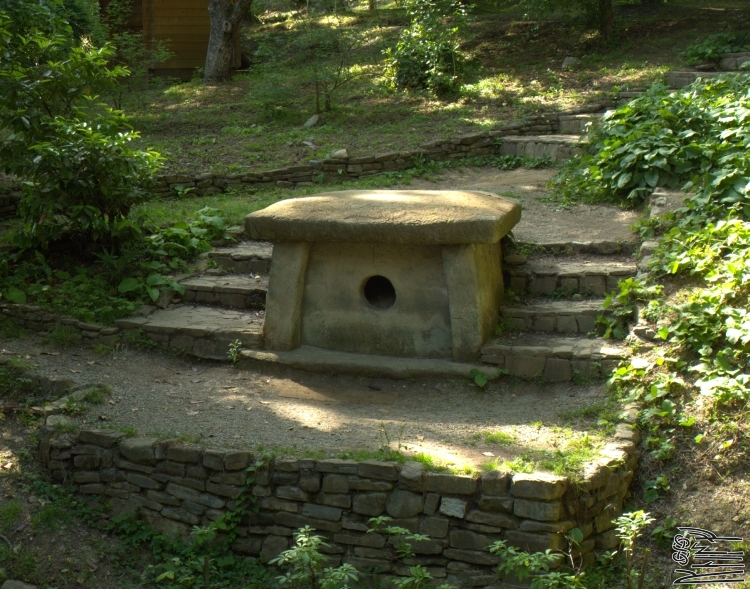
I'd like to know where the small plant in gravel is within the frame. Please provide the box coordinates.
[228,339,243,365]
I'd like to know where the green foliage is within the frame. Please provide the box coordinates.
[551,74,750,207]
[0,500,21,532]
[383,0,471,94]
[498,0,616,33]
[613,511,654,589]
[597,278,663,340]
[683,32,750,65]
[490,540,583,589]
[0,9,161,252]
[228,339,243,365]
[271,526,360,588]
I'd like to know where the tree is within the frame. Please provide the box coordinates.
[205,0,254,82]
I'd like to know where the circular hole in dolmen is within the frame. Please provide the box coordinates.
[363,275,396,309]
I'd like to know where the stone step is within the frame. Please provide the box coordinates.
[665,70,722,89]
[481,334,626,382]
[207,241,273,274]
[501,300,608,335]
[616,90,645,105]
[115,305,264,360]
[179,275,268,309]
[498,135,583,160]
[557,113,606,134]
[505,257,637,296]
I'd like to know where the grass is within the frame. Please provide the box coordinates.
[482,431,517,445]
[117,0,750,175]
[0,499,21,532]
[42,325,82,348]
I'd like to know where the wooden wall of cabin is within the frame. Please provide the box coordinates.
[142,0,241,80]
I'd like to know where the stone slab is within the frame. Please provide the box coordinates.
[245,190,521,245]
[240,346,503,380]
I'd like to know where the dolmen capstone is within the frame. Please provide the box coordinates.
[245,190,521,363]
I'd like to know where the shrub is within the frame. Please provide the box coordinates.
[383,0,471,94]
[550,74,750,208]
[683,32,750,65]
[0,12,161,253]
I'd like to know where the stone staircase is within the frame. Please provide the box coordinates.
[113,100,642,379]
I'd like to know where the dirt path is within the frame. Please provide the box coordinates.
[5,336,609,469]
[401,167,641,246]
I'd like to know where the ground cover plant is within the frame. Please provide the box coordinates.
[551,70,750,554]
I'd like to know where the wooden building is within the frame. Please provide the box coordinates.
[103,0,241,80]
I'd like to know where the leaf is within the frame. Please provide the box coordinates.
[469,368,487,388]
[146,286,160,301]
[678,416,695,427]
[645,169,659,187]
[117,277,141,293]
[643,488,659,503]
[658,326,669,340]
[3,286,26,304]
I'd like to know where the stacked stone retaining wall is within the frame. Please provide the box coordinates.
[0,303,121,343]
[40,407,640,588]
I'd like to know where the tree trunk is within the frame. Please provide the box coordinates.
[205,0,253,82]
[598,0,614,42]
[368,0,375,10]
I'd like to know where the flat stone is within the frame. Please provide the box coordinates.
[513,498,563,522]
[386,490,424,518]
[352,492,388,516]
[245,190,521,245]
[119,438,157,465]
[465,510,518,529]
[511,471,568,500]
[78,429,125,448]
[439,497,468,519]
[481,471,510,496]
[426,474,478,495]
[449,529,499,552]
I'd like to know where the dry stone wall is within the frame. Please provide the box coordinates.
[40,404,640,588]
[0,303,121,343]
[152,106,609,197]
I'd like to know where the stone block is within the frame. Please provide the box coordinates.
[146,490,181,507]
[529,276,557,295]
[386,490,424,518]
[206,482,241,498]
[594,528,619,550]
[224,452,254,468]
[506,356,546,379]
[334,532,386,548]
[423,493,440,515]
[477,495,513,513]
[204,449,227,471]
[513,498,563,522]
[74,455,100,470]
[449,529,498,552]
[276,512,342,534]
[544,358,572,382]
[419,516,450,538]
[442,549,499,566]
[260,497,299,512]
[398,461,424,491]
[505,530,565,553]
[347,476,392,492]
[426,474,478,495]
[120,438,157,465]
[322,474,349,494]
[439,497,468,519]
[276,486,309,502]
[465,510,518,529]
[358,460,398,481]
[78,429,125,448]
[511,473,568,499]
[161,507,201,525]
[125,473,160,490]
[299,471,322,493]
[481,470,510,496]
[560,277,579,294]
[353,492,387,516]
[302,503,343,522]
[141,508,190,537]
[519,520,574,533]
[316,493,351,509]
[261,535,289,563]
[580,275,606,296]
[556,316,578,334]
[272,472,299,485]
[73,471,100,484]
[232,536,263,556]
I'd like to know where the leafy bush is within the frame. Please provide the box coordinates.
[683,32,750,65]
[0,13,161,252]
[383,0,471,94]
[551,74,750,208]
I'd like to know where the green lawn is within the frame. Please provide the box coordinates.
[124,0,750,175]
